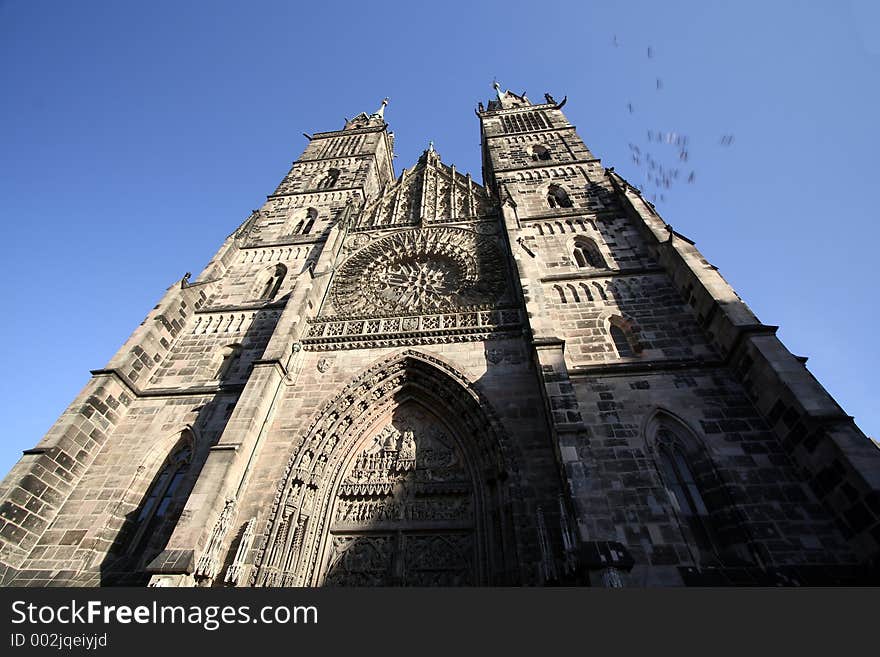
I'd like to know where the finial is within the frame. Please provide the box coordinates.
[493,79,503,101]
[428,140,434,152]
[373,97,389,120]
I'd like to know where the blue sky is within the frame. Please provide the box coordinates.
[1,0,878,475]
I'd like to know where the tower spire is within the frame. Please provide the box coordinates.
[372,97,389,120]
[493,80,503,102]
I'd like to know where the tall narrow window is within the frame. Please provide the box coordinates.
[128,440,192,555]
[656,432,715,555]
[547,184,573,209]
[573,237,607,269]
[302,208,318,235]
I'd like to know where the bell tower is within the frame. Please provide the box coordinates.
[479,82,880,585]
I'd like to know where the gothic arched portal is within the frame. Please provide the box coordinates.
[254,351,523,586]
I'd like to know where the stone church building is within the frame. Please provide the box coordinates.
[1,85,878,587]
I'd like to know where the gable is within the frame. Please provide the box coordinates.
[353,149,494,229]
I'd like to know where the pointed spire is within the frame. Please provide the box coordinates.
[372,97,389,120]
[419,140,440,165]
[493,79,504,101]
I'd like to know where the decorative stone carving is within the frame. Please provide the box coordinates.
[329,227,507,316]
[345,233,371,251]
[324,408,474,586]
[304,307,522,350]
[194,498,235,581]
[354,149,494,229]
[224,517,256,586]
[253,351,524,587]
[316,358,331,373]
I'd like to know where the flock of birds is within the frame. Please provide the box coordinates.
[612,35,734,204]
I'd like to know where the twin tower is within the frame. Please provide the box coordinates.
[1,86,878,587]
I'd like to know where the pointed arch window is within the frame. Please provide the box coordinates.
[573,237,606,269]
[547,184,573,209]
[128,437,193,555]
[654,428,717,556]
[646,413,757,567]
[258,263,287,301]
[302,208,318,235]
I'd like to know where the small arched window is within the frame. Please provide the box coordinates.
[532,145,551,161]
[318,168,340,190]
[608,318,640,357]
[258,263,287,301]
[214,344,242,380]
[127,437,193,555]
[573,237,607,269]
[610,324,633,357]
[547,184,573,209]
[302,208,318,235]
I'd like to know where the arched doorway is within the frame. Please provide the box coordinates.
[255,351,521,586]
[323,402,477,586]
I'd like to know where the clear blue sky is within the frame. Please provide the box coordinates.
[1,0,878,476]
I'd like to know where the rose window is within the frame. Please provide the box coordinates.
[330,228,506,316]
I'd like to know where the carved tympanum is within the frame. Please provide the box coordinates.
[323,407,475,586]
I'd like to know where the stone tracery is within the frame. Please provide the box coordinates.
[329,227,507,316]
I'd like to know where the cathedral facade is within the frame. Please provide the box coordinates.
[1,87,878,587]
